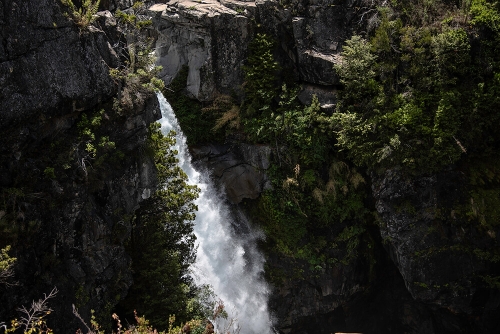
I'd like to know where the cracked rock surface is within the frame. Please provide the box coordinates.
[0,0,116,128]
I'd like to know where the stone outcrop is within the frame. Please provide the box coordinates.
[0,0,117,128]
[149,0,254,101]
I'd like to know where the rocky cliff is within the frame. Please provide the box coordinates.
[148,0,363,106]
[0,0,160,330]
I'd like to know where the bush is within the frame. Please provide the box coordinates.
[332,5,500,172]
[60,0,100,28]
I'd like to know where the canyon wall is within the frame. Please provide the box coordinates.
[0,0,160,330]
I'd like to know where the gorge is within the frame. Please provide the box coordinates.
[1,0,500,333]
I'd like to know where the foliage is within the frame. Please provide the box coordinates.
[332,2,500,173]
[336,36,379,101]
[60,0,100,28]
[110,2,164,115]
[6,287,58,334]
[43,167,56,180]
[235,33,373,279]
[115,3,154,72]
[466,155,500,229]
[110,61,164,115]
[0,245,16,286]
[119,123,200,330]
[203,95,241,133]
[72,108,127,185]
[242,33,281,118]
[470,0,500,30]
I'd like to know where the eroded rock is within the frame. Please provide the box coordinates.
[0,0,116,128]
[0,0,161,331]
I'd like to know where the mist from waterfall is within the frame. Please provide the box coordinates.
[157,93,274,334]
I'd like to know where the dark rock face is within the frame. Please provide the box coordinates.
[269,247,439,334]
[0,0,161,331]
[372,168,500,333]
[267,250,367,333]
[191,143,272,204]
[0,94,160,331]
[0,0,116,128]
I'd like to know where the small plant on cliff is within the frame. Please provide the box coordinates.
[60,0,100,28]
[115,2,154,72]
[0,245,16,286]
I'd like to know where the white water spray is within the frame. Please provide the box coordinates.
[157,93,274,334]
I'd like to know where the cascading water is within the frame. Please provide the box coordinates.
[157,93,274,334]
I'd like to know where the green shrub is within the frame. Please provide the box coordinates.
[0,245,16,285]
[332,12,500,173]
[60,0,100,28]
[470,0,500,30]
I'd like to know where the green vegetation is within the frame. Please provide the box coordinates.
[233,33,375,281]
[242,34,280,117]
[60,0,100,28]
[119,124,201,329]
[324,0,500,287]
[333,2,500,173]
[0,245,16,286]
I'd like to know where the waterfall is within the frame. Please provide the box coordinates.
[157,93,274,334]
